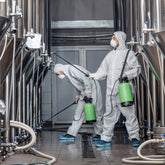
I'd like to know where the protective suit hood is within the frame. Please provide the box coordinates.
[54,63,70,75]
[114,31,127,50]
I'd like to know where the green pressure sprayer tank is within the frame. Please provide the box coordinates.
[84,103,96,122]
[118,80,133,107]
[84,96,96,122]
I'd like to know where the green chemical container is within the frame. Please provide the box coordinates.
[84,103,96,122]
[118,82,133,107]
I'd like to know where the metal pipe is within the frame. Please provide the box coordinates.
[47,0,51,56]
[17,0,23,38]
[156,0,162,32]
[160,55,164,126]
[36,0,40,33]
[22,0,26,35]
[148,0,152,42]
[137,76,142,125]
[28,0,33,32]
[18,81,21,134]
[6,0,10,17]
[33,0,36,32]
[147,65,151,137]
[130,0,133,37]
[18,81,21,122]
[35,86,38,127]
[152,74,157,127]
[120,0,124,31]
[5,75,10,143]
[41,73,44,122]
[0,2,6,16]
[11,0,17,140]
[30,79,33,128]
[32,54,36,126]
[51,68,53,125]
[11,0,16,30]
[42,0,45,44]
[22,0,25,36]
[140,76,145,138]
[35,67,39,127]
[30,53,36,128]
[136,0,140,43]
[33,86,36,128]
[140,0,147,44]
[38,87,41,125]
[11,34,16,141]
[18,47,23,131]
[23,74,26,123]
[133,79,138,118]
[27,83,30,125]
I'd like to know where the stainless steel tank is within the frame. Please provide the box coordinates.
[153,127,165,154]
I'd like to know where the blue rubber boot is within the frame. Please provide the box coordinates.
[92,135,101,141]
[132,138,140,147]
[59,134,75,140]
[95,140,111,147]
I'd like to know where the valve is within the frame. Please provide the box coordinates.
[147,38,156,46]
[10,6,22,18]
[146,126,153,137]
[14,136,17,141]
[143,21,154,33]
[126,35,139,45]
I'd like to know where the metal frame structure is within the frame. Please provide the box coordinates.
[0,0,53,162]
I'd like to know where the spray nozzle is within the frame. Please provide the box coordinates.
[121,77,128,83]
[85,73,89,77]
[83,96,92,103]
[119,76,128,83]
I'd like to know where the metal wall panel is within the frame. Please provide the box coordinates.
[51,0,113,21]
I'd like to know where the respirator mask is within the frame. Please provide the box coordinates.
[110,39,117,50]
[58,74,65,79]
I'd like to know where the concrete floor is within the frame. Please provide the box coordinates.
[1,125,154,165]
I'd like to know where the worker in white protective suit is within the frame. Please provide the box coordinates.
[90,31,141,147]
[54,64,103,141]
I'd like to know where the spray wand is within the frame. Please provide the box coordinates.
[45,101,76,122]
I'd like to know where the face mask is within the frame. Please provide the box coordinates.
[58,74,65,79]
[110,39,117,50]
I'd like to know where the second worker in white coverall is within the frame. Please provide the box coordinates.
[90,31,141,147]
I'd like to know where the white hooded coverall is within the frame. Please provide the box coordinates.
[91,31,141,142]
[55,64,103,137]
